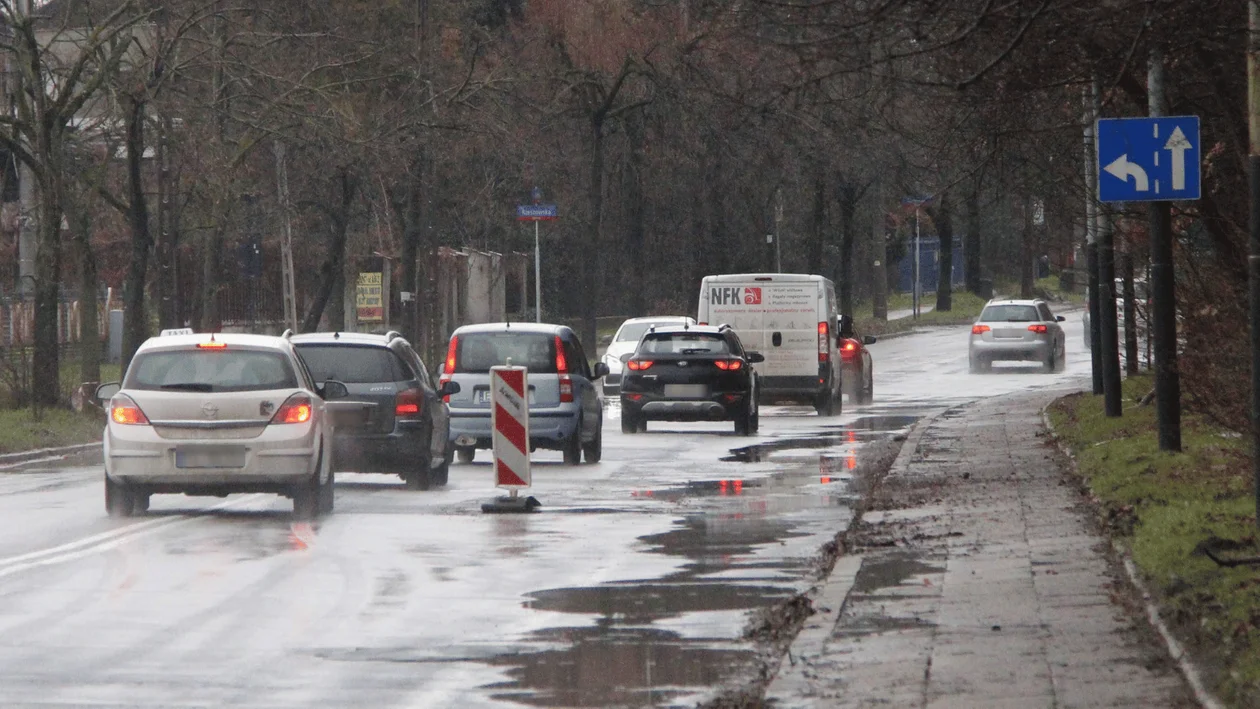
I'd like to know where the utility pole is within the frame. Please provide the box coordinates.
[1149,47,1182,450]
[1083,87,1103,395]
[274,140,298,332]
[1247,0,1260,529]
[1093,81,1123,417]
[774,188,783,272]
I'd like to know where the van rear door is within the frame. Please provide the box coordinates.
[704,280,817,379]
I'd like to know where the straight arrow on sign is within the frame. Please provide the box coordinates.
[1164,127,1191,191]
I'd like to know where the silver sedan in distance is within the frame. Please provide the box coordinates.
[969,299,1066,373]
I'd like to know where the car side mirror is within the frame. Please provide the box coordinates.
[320,380,349,400]
[863,335,877,345]
[593,362,610,379]
[438,380,461,397]
[746,351,765,364]
[95,382,121,403]
[1055,315,1066,322]
[620,352,634,364]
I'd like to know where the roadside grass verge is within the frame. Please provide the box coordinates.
[0,407,103,454]
[1047,374,1259,706]
[854,290,987,337]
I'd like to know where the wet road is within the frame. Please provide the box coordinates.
[0,311,1091,708]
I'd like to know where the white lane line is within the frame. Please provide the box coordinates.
[0,495,269,580]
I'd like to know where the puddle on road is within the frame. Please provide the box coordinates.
[485,415,918,706]
[721,415,919,463]
[486,626,752,708]
[849,550,944,594]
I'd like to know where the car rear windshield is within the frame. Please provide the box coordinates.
[980,305,1040,322]
[295,344,409,384]
[127,349,298,392]
[638,332,731,355]
[616,321,681,342]
[456,332,557,373]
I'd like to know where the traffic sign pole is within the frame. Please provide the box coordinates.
[1148,49,1181,451]
[1249,0,1260,531]
[534,220,541,323]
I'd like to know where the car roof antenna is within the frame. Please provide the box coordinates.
[333,331,340,340]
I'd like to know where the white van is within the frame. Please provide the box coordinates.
[697,273,844,415]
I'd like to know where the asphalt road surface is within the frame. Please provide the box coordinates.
[0,309,1091,708]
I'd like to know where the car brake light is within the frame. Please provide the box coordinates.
[559,374,574,403]
[109,395,149,425]
[395,388,423,418]
[271,394,312,424]
[843,341,857,351]
[1028,324,1048,333]
[714,360,743,370]
[818,322,830,363]
[698,322,707,326]
[627,360,654,371]
[554,336,569,374]
[972,325,990,335]
[197,341,226,349]
[445,336,459,374]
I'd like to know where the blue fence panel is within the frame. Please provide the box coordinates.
[895,237,965,293]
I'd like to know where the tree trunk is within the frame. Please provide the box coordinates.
[871,185,888,320]
[199,226,222,331]
[810,166,826,277]
[392,162,424,346]
[582,115,604,351]
[121,98,151,372]
[837,182,857,316]
[934,193,953,312]
[965,185,982,295]
[624,109,647,317]
[1121,251,1138,374]
[302,168,357,332]
[156,114,179,329]
[1019,193,1035,298]
[69,200,100,384]
[32,174,64,408]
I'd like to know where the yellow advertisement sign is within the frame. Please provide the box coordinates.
[356,272,383,322]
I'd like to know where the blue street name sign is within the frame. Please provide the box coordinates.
[516,204,558,220]
[1096,116,1200,202]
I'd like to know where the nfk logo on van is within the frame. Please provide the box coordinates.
[710,286,761,306]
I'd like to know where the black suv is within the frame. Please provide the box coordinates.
[619,324,764,435]
[292,331,458,490]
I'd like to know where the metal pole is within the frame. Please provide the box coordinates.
[1083,87,1103,394]
[1093,80,1123,417]
[913,207,921,319]
[1248,0,1260,527]
[534,219,541,323]
[1149,46,1181,449]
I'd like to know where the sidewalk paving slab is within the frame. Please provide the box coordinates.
[765,390,1201,708]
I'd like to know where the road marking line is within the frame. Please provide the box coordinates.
[0,495,268,580]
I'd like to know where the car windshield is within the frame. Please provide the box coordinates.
[127,349,297,392]
[638,332,730,355]
[295,344,407,384]
[616,321,683,342]
[980,305,1040,322]
[455,332,557,373]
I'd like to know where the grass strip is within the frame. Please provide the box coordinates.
[1047,374,1259,707]
[0,407,103,455]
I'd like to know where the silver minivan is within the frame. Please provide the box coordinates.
[441,323,608,465]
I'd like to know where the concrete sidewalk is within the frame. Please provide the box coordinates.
[766,390,1198,708]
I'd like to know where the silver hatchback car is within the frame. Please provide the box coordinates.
[96,331,347,519]
[969,299,1066,373]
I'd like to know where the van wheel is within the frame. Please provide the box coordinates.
[456,447,475,464]
[814,388,837,417]
[105,474,136,518]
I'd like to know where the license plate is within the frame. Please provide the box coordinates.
[994,329,1025,339]
[331,406,371,428]
[475,389,536,405]
[664,384,708,398]
[175,447,246,469]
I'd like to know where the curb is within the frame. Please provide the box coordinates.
[1039,404,1224,709]
[0,442,100,469]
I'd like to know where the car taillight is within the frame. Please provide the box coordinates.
[395,388,423,418]
[1028,324,1048,334]
[271,394,312,424]
[841,340,858,360]
[627,360,654,371]
[439,376,452,402]
[972,325,990,335]
[445,335,459,373]
[554,335,569,374]
[818,322,829,363]
[559,374,574,403]
[714,360,743,370]
[698,322,707,326]
[109,395,149,425]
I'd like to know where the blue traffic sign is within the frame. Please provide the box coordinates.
[516,204,557,220]
[1097,116,1200,202]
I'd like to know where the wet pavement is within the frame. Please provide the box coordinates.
[0,310,1099,708]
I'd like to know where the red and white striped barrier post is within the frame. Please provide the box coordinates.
[482,364,540,513]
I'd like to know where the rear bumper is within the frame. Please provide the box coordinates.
[622,393,744,422]
[969,338,1050,362]
[104,423,320,490]
[330,421,430,474]
[448,407,579,451]
[759,374,828,401]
